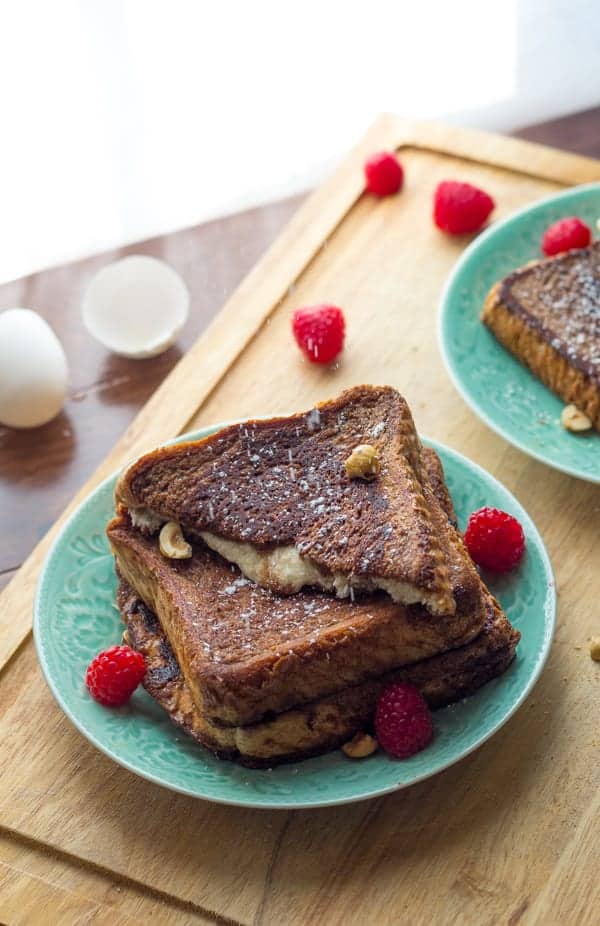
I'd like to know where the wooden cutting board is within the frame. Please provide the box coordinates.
[1,115,600,926]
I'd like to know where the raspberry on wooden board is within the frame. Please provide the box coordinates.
[364,151,404,197]
[433,180,495,234]
[291,304,345,364]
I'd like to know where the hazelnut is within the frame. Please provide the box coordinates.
[341,732,378,759]
[560,404,592,432]
[345,444,381,481]
[589,637,600,662]
[159,520,192,559]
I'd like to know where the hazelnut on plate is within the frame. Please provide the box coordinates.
[341,732,378,759]
[561,404,592,433]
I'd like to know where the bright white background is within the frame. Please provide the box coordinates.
[1,0,598,283]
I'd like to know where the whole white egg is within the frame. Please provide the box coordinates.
[0,308,69,428]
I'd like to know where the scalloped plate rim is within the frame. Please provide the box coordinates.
[438,181,600,484]
[34,425,556,810]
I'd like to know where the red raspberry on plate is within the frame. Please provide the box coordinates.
[291,304,345,364]
[364,151,404,196]
[374,682,433,758]
[464,506,525,573]
[541,216,591,256]
[433,180,495,234]
[85,644,146,706]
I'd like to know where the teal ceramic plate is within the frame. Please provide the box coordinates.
[439,183,600,483]
[34,427,555,809]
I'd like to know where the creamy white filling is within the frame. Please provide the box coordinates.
[200,532,327,593]
[125,508,446,612]
[200,531,435,610]
[129,506,164,534]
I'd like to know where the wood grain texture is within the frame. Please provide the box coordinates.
[191,146,563,432]
[0,645,280,924]
[0,568,17,593]
[0,835,216,925]
[2,114,600,925]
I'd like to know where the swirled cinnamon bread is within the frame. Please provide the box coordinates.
[482,242,600,429]
[118,578,519,767]
[107,448,487,727]
[115,386,459,616]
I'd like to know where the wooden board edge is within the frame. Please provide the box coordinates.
[0,828,237,926]
[2,114,600,672]
[386,114,600,184]
[144,118,600,446]
[93,118,600,457]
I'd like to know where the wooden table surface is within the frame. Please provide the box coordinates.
[3,106,600,596]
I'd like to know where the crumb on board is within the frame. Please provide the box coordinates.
[589,637,600,662]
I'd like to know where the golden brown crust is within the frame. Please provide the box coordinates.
[115,385,456,615]
[108,445,485,727]
[482,275,600,431]
[119,580,519,767]
[109,513,485,727]
[421,447,457,526]
[497,244,600,385]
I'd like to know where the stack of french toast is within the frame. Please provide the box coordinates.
[107,385,520,766]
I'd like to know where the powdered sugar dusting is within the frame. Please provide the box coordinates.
[220,575,252,596]
[509,245,600,381]
[187,547,382,665]
[305,407,321,432]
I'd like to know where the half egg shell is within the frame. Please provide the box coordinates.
[82,255,190,358]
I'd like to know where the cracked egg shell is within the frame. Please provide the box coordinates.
[82,255,189,358]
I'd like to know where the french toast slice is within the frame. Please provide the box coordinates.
[119,579,520,767]
[482,242,600,430]
[107,448,488,727]
[115,385,457,616]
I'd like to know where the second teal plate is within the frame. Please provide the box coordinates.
[439,182,600,483]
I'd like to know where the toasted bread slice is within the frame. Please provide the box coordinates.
[482,243,600,430]
[115,386,457,615]
[119,579,519,767]
[107,449,487,727]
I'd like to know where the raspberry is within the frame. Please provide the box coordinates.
[364,151,404,196]
[85,644,146,706]
[433,180,495,234]
[291,304,345,364]
[374,682,433,758]
[541,217,591,256]
[464,506,525,573]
